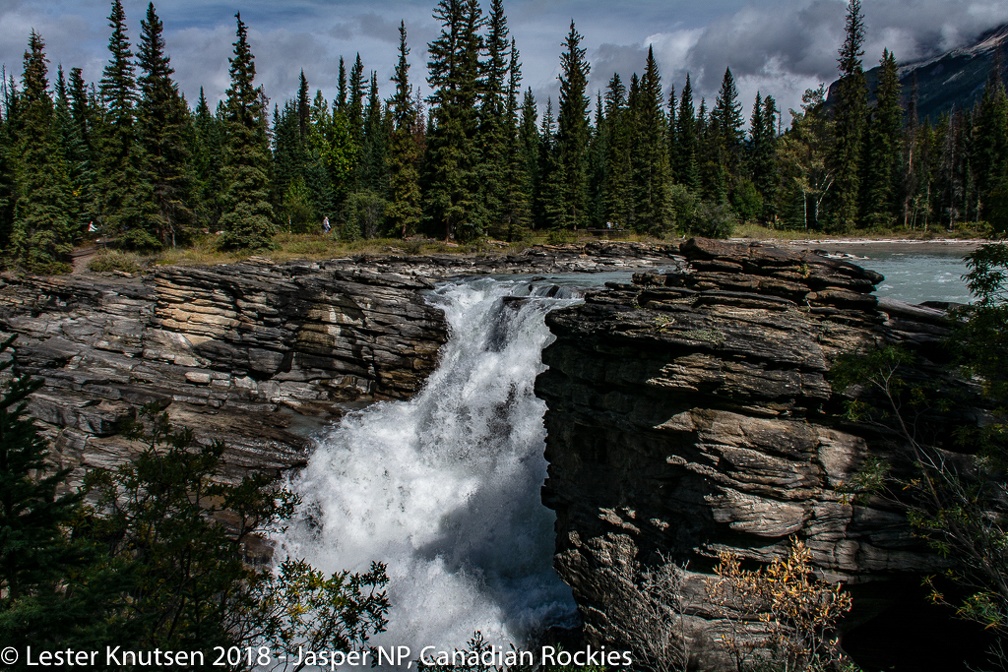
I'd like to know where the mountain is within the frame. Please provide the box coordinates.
[828,23,1008,121]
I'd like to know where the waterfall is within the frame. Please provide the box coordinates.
[278,277,581,652]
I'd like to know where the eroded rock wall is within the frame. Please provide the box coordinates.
[537,238,965,670]
[0,259,450,481]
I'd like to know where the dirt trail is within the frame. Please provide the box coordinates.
[71,245,97,274]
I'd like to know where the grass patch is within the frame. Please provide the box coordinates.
[87,250,145,274]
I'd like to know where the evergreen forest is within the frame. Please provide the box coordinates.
[1,0,1008,272]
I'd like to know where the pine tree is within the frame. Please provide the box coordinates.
[862,49,904,228]
[97,0,156,250]
[479,0,512,235]
[749,93,779,223]
[708,66,743,203]
[499,38,531,238]
[218,12,275,250]
[631,46,672,233]
[424,0,484,240]
[831,0,868,231]
[601,73,632,229]
[973,55,1008,231]
[553,20,591,230]
[0,337,92,645]
[10,31,75,270]
[519,88,540,228]
[386,21,422,238]
[674,74,700,191]
[137,1,194,247]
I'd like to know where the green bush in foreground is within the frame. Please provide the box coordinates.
[0,349,388,669]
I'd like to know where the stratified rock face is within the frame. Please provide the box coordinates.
[0,259,450,481]
[537,238,962,670]
[0,242,677,482]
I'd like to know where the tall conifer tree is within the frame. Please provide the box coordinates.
[11,32,75,269]
[137,1,193,247]
[387,21,422,238]
[674,74,700,191]
[424,0,484,240]
[832,0,868,230]
[631,46,672,233]
[218,12,275,250]
[554,21,591,229]
[98,0,154,249]
[862,49,903,227]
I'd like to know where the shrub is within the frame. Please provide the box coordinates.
[704,538,854,672]
[87,250,144,274]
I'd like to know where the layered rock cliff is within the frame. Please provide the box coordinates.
[537,238,971,671]
[0,242,673,483]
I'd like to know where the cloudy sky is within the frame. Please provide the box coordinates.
[2,0,1008,123]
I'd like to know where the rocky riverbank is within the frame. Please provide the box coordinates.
[536,238,974,671]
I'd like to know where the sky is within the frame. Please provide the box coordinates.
[2,0,1008,124]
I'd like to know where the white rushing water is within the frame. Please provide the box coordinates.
[278,277,582,652]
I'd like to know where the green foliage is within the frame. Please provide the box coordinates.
[0,337,96,651]
[731,178,764,224]
[218,13,275,251]
[87,249,144,274]
[553,21,591,231]
[10,31,76,271]
[78,405,389,662]
[341,189,389,240]
[137,1,194,248]
[670,184,737,239]
[830,244,1008,654]
[830,0,867,232]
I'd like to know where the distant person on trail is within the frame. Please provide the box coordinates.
[322,216,331,234]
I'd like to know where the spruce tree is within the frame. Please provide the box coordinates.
[538,97,564,228]
[602,73,633,229]
[674,74,700,191]
[711,67,744,165]
[749,93,779,223]
[479,0,512,235]
[863,49,904,228]
[554,20,591,230]
[66,67,97,233]
[424,0,484,240]
[97,0,157,250]
[499,39,531,238]
[191,88,225,228]
[631,46,672,233]
[360,70,389,199]
[54,66,93,238]
[973,57,1008,231]
[519,88,540,228]
[218,12,275,250]
[386,21,422,238]
[11,31,75,271]
[137,1,194,247]
[831,0,868,230]
[0,337,93,646]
